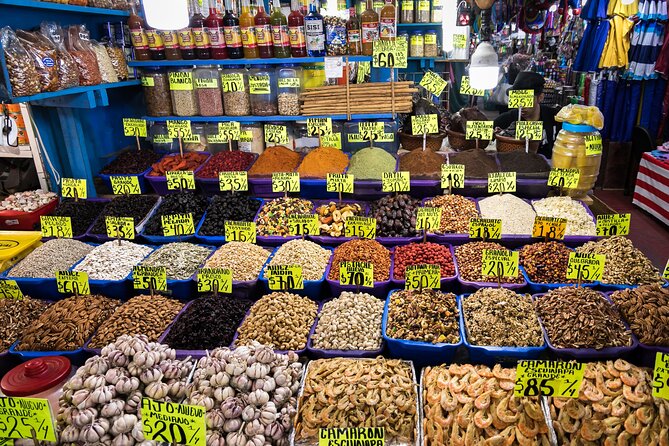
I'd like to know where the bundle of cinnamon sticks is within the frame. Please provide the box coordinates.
[300,81,417,116]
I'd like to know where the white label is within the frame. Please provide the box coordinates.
[305,19,324,51]
[324,57,343,78]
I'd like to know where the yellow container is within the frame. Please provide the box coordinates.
[0,231,42,272]
[552,123,602,199]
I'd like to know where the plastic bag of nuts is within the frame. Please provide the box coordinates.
[105,42,128,80]
[40,21,80,90]
[91,40,118,83]
[325,16,347,56]
[0,27,40,96]
[66,25,102,86]
[16,29,60,92]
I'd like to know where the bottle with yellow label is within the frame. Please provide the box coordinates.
[552,122,603,202]
[128,1,150,60]
[223,0,244,59]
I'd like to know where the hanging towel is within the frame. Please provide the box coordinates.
[574,20,612,72]
[599,14,635,68]
[626,21,665,79]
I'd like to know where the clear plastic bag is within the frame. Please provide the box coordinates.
[16,30,60,92]
[40,22,80,90]
[0,27,40,97]
[66,25,102,86]
[91,40,118,83]
[105,43,128,80]
[89,0,114,7]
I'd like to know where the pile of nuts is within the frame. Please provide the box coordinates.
[314,201,363,237]
[393,242,455,280]
[278,92,300,115]
[295,358,417,445]
[235,292,318,351]
[423,364,550,446]
[520,241,586,284]
[0,296,50,352]
[89,195,158,235]
[73,241,153,281]
[8,238,93,278]
[263,239,330,281]
[369,194,420,237]
[386,290,459,344]
[17,294,121,351]
[0,190,57,212]
[533,196,596,235]
[255,197,314,237]
[535,287,632,349]
[478,194,536,235]
[205,242,271,282]
[199,195,261,236]
[311,292,384,351]
[328,239,391,282]
[88,295,184,348]
[424,194,480,233]
[576,236,662,285]
[610,284,669,346]
[462,288,544,347]
[455,241,525,284]
[57,335,194,446]
[140,242,212,280]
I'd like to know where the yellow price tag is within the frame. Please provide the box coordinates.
[61,178,87,199]
[453,34,467,49]
[168,71,194,91]
[141,398,206,446]
[596,213,631,236]
[441,164,465,189]
[508,89,534,108]
[239,130,254,143]
[566,252,605,282]
[460,76,485,96]
[468,218,502,239]
[166,120,192,139]
[321,132,342,149]
[344,216,376,239]
[40,216,73,238]
[405,264,440,290]
[225,221,256,243]
[416,207,441,232]
[161,213,195,237]
[307,118,333,136]
[319,428,384,446]
[516,121,542,140]
[382,171,410,193]
[465,121,493,140]
[264,124,289,145]
[411,114,439,135]
[123,118,147,137]
[278,77,300,88]
[218,171,248,192]
[249,75,271,94]
[482,249,519,278]
[272,172,300,193]
[488,171,517,193]
[514,360,585,398]
[326,173,354,193]
[266,265,304,290]
[419,71,447,97]
[56,271,90,295]
[110,176,141,195]
[166,170,196,190]
[548,168,581,189]
[0,280,22,299]
[216,122,241,142]
[0,397,57,443]
[339,261,374,287]
[221,73,244,92]
[663,259,669,280]
[133,266,168,291]
[197,268,232,294]
[105,216,135,240]
[288,214,319,236]
[358,122,384,141]
[372,39,408,69]
[652,352,669,400]
[532,216,567,240]
[585,135,603,156]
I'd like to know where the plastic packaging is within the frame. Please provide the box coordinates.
[401,0,414,23]
[277,64,302,116]
[105,42,129,80]
[142,68,173,117]
[555,104,604,129]
[324,15,347,56]
[16,30,59,92]
[66,25,102,86]
[249,64,278,116]
[40,22,80,90]
[416,0,430,22]
[91,40,119,83]
[424,30,438,57]
[410,31,423,57]
[552,123,603,199]
[168,67,199,116]
[194,65,224,116]
[221,65,251,115]
[239,123,265,153]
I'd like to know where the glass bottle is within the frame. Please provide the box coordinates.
[205,0,228,59]
[400,0,413,23]
[146,26,166,60]
[240,0,259,58]
[360,0,379,56]
[192,0,212,58]
[288,0,307,57]
[416,0,430,23]
[128,1,150,60]
[255,1,274,58]
[249,64,278,115]
[346,6,361,55]
[379,0,396,41]
[431,0,443,22]
[271,0,291,58]
[178,0,197,59]
[160,30,182,60]
[304,0,325,56]
[223,0,244,59]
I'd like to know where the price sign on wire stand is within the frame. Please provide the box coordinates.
[197,268,232,294]
[272,172,300,193]
[110,176,141,195]
[482,249,519,278]
[166,170,195,191]
[663,259,669,280]
[514,360,585,398]
[372,39,408,69]
[123,118,147,137]
[133,266,168,292]
[405,264,440,290]
[344,216,376,239]
[61,178,87,199]
[419,71,447,97]
[0,397,57,443]
[161,213,195,237]
[532,216,567,240]
[218,171,248,192]
[465,121,493,140]
[411,114,439,135]
[166,120,192,139]
[264,124,289,145]
[40,216,73,239]
[381,172,410,193]
[339,261,374,287]
[56,271,90,295]
[585,135,603,156]
[515,121,543,140]
[652,352,669,400]
[508,89,534,108]
[0,280,23,299]
[326,173,354,193]
[318,428,384,446]
[266,265,304,290]
[460,76,485,96]
[288,214,319,237]
[225,221,256,243]
[416,207,441,232]
[141,398,206,446]
[488,172,517,194]
[105,216,135,240]
[469,218,502,240]
[441,164,465,189]
[596,213,631,236]
[307,118,333,136]
[566,252,605,282]
[548,168,581,189]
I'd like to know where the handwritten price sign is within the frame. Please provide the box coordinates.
[514,361,585,398]
[225,221,256,243]
[0,397,57,442]
[141,398,206,446]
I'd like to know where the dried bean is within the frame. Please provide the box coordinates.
[140,242,212,280]
[199,195,261,236]
[73,240,153,281]
[424,194,479,234]
[532,196,596,235]
[255,197,313,237]
[455,241,524,284]
[369,194,420,237]
[143,191,208,236]
[89,195,158,235]
[205,242,271,281]
[0,297,50,352]
[611,284,669,346]
[8,239,93,278]
[328,239,390,282]
[386,289,459,344]
[478,194,536,235]
[50,199,108,236]
[263,239,330,281]
[195,87,223,116]
[393,242,455,279]
[520,241,588,284]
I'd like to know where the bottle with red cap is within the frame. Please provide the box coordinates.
[1,356,73,413]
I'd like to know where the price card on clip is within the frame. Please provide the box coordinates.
[481,249,519,278]
[0,397,57,443]
[110,176,141,195]
[266,265,304,290]
[469,218,502,239]
[264,124,289,145]
[460,76,485,96]
[272,172,300,193]
[372,39,408,69]
[585,135,603,156]
[219,171,248,192]
[161,213,195,237]
[419,71,447,97]
[465,121,493,140]
[488,171,516,193]
[405,264,440,290]
[596,213,631,236]
[0,280,22,299]
[166,170,195,190]
[326,173,354,193]
[225,221,256,243]
[416,207,441,232]
[339,261,373,287]
[515,121,542,140]
[411,114,439,135]
[319,428,384,446]
[344,216,376,239]
[548,168,580,189]
[133,266,168,291]
[288,214,319,236]
[532,216,567,240]
[123,118,147,137]
[105,216,135,240]
[508,89,534,108]
[56,271,90,295]
[566,252,605,282]
[514,361,585,398]
[40,216,73,239]
[197,268,232,294]
[441,164,465,189]
[652,353,669,400]
[382,171,410,193]
[62,178,87,199]
[166,120,192,139]
[141,398,206,446]
[307,118,333,136]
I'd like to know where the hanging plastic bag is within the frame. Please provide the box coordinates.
[15,29,60,92]
[91,40,118,83]
[105,42,128,80]
[40,22,80,90]
[0,27,40,97]
[66,25,102,86]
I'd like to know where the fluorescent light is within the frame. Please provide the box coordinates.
[469,41,498,90]
[143,0,190,30]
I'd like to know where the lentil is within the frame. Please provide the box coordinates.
[520,241,588,284]
[263,239,330,281]
[463,288,543,347]
[446,150,498,178]
[255,197,313,237]
[535,287,633,349]
[398,149,444,179]
[0,297,50,352]
[296,146,349,178]
[478,194,536,235]
[532,196,596,235]
[248,145,301,177]
[140,242,212,280]
[611,284,669,346]
[235,291,318,351]
[89,195,158,235]
[198,195,261,236]
[17,294,121,351]
[50,199,108,236]
[0,190,57,212]
[99,148,163,175]
[8,239,93,278]
[73,240,153,281]
[196,151,256,178]
[369,193,420,237]
[455,241,525,284]
[204,242,271,281]
[311,292,384,350]
[424,194,479,233]
[143,191,208,236]
[387,289,460,344]
[393,242,455,279]
[346,147,396,180]
[315,201,363,237]
[328,239,391,282]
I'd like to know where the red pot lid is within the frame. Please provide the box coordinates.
[1,356,71,397]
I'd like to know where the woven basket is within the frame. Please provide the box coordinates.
[398,131,447,151]
[446,128,491,151]
[495,133,540,153]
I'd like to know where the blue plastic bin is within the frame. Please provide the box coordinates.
[258,246,331,300]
